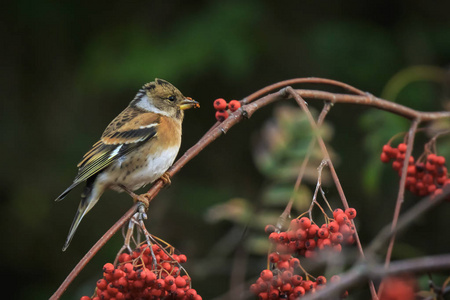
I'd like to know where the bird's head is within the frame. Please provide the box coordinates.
[133,78,199,120]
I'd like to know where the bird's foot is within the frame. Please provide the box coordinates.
[119,184,150,210]
[133,194,150,210]
[159,172,172,187]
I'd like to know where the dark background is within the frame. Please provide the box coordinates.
[1,1,450,299]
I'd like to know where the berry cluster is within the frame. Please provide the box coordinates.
[80,243,201,300]
[213,98,241,121]
[265,208,357,259]
[251,208,356,299]
[251,269,347,299]
[381,143,450,197]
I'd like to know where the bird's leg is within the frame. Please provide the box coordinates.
[119,184,150,210]
[159,171,172,187]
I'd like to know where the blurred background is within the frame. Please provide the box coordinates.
[2,1,450,299]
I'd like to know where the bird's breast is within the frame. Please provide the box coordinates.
[100,144,181,192]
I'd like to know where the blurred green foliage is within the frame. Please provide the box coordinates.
[1,0,450,299]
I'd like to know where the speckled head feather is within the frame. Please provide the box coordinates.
[130,78,187,120]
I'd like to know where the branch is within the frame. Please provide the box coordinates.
[301,253,450,300]
[384,119,420,268]
[52,78,450,299]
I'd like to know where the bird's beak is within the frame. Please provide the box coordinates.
[179,97,200,110]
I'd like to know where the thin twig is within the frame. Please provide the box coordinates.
[285,87,378,299]
[384,119,421,268]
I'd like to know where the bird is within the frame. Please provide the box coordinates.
[56,78,199,251]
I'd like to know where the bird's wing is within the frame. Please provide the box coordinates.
[55,109,160,201]
[75,110,161,182]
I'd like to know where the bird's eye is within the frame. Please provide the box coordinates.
[168,96,176,102]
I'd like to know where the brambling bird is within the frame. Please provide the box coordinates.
[56,78,199,251]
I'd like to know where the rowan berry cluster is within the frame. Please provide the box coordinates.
[266,208,357,258]
[251,267,348,299]
[381,143,450,197]
[213,98,241,121]
[80,243,201,300]
[251,208,356,299]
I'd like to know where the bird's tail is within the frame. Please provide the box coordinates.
[62,178,102,251]
[55,182,79,202]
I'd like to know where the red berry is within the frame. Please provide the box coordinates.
[427,153,437,164]
[215,110,229,121]
[286,230,297,241]
[307,224,320,237]
[115,292,125,300]
[304,250,316,258]
[268,252,280,263]
[291,274,303,286]
[292,286,306,296]
[116,277,128,290]
[145,270,157,284]
[305,239,316,250]
[175,276,187,288]
[335,213,348,224]
[277,260,290,271]
[186,288,198,299]
[296,228,308,240]
[260,269,274,281]
[97,279,108,290]
[299,217,311,229]
[380,152,390,163]
[317,228,329,239]
[340,224,353,236]
[258,292,268,300]
[178,254,187,263]
[316,275,327,285]
[289,257,300,268]
[330,275,340,282]
[290,218,301,230]
[165,275,175,286]
[436,156,446,165]
[345,208,357,219]
[333,208,344,219]
[213,98,227,110]
[302,280,314,291]
[281,270,293,282]
[106,283,118,295]
[392,160,402,171]
[103,263,115,274]
[268,288,279,299]
[118,253,131,263]
[318,238,331,249]
[228,100,241,112]
[268,232,279,243]
[398,143,407,153]
[328,221,340,233]
[333,243,342,252]
[80,297,91,300]
[265,224,276,234]
[382,144,392,154]
[331,232,344,244]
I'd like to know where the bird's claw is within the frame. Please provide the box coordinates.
[133,194,150,211]
[160,172,172,187]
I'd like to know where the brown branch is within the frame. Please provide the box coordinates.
[285,87,378,299]
[295,89,450,121]
[52,78,450,299]
[383,119,420,268]
[301,253,450,300]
